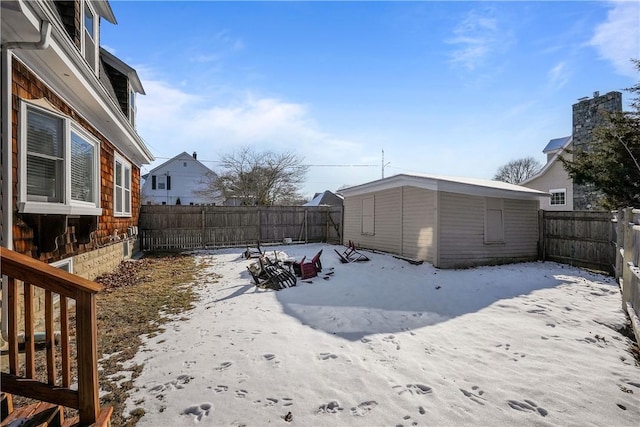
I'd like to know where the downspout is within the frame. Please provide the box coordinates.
[1,20,52,342]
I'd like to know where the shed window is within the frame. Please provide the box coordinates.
[485,198,504,243]
[549,188,566,206]
[362,197,375,235]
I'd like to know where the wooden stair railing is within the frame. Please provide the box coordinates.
[1,247,107,426]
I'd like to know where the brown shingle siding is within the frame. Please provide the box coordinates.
[10,57,143,260]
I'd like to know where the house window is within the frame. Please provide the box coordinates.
[83,2,98,71]
[362,197,375,235]
[129,89,136,127]
[70,129,96,203]
[114,154,132,217]
[20,101,101,215]
[550,188,566,206]
[157,175,166,190]
[484,198,504,243]
[25,108,64,203]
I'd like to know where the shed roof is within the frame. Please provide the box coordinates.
[339,173,549,200]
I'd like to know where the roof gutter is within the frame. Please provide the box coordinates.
[1,19,52,342]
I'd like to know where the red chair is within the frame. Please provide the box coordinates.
[293,250,323,279]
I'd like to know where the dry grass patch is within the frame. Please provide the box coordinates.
[95,252,212,426]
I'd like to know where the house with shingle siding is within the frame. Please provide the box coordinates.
[1,0,153,279]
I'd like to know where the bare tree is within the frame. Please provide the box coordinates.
[493,157,541,184]
[211,147,308,206]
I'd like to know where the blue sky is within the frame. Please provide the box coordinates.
[102,1,639,199]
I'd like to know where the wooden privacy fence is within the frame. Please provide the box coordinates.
[539,210,616,274]
[138,205,343,251]
[614,208,640,344]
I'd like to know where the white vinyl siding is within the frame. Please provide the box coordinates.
[522,159,573,211]
[438,192,538,268]
[343,188,402,255]
[401,186,436,263]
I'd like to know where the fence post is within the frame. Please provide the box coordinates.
[615,210,623,280]
[621,208,633,311]
[201,210,205,248]
[538,210,545,261]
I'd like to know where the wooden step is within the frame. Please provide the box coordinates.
[62,406,113,427]
[0,401,63,427]
[0,393,13,422]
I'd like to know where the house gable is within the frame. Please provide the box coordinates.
[521,137,573,211]
[141,152,221,206]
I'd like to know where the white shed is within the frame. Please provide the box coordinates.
[340,173,548,268]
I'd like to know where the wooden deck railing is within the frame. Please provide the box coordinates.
[1,246,105,425]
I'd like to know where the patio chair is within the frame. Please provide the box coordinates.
[334,241,369,263]
[292,249,323,280]
[247,256,296,290]
[243,243,263,259]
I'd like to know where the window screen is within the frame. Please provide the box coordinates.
[26,109,64,202]
[70,131,95,203]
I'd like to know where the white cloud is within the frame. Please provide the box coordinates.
[589,1,640,78]
[446,9,511,71]
[548,61,570,89]
[135,78,371,196]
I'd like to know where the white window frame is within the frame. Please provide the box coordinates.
[114,153,132,217]
[484,198,505,244]
[51,257,73,273]
[549,188,567,206]
[82,0,99,72]
[18,100,102,216]
[128,87,136,127]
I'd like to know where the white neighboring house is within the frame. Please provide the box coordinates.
[141,152,222,205]
[520,136,573,211]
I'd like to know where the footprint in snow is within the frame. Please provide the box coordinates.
[350,401,378,416]
[182,402,213,422]
[318,352,338,360]
[507,399,548,417]
[396,384,433,396]
[460,386,486,405]
[216,361,233,371]
[317,400,343,414]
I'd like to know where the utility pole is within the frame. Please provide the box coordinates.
[381,149,390,178]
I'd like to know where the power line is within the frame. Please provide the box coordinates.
[146,156,377,168]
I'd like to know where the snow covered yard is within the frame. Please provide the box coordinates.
[124,243,639,426]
